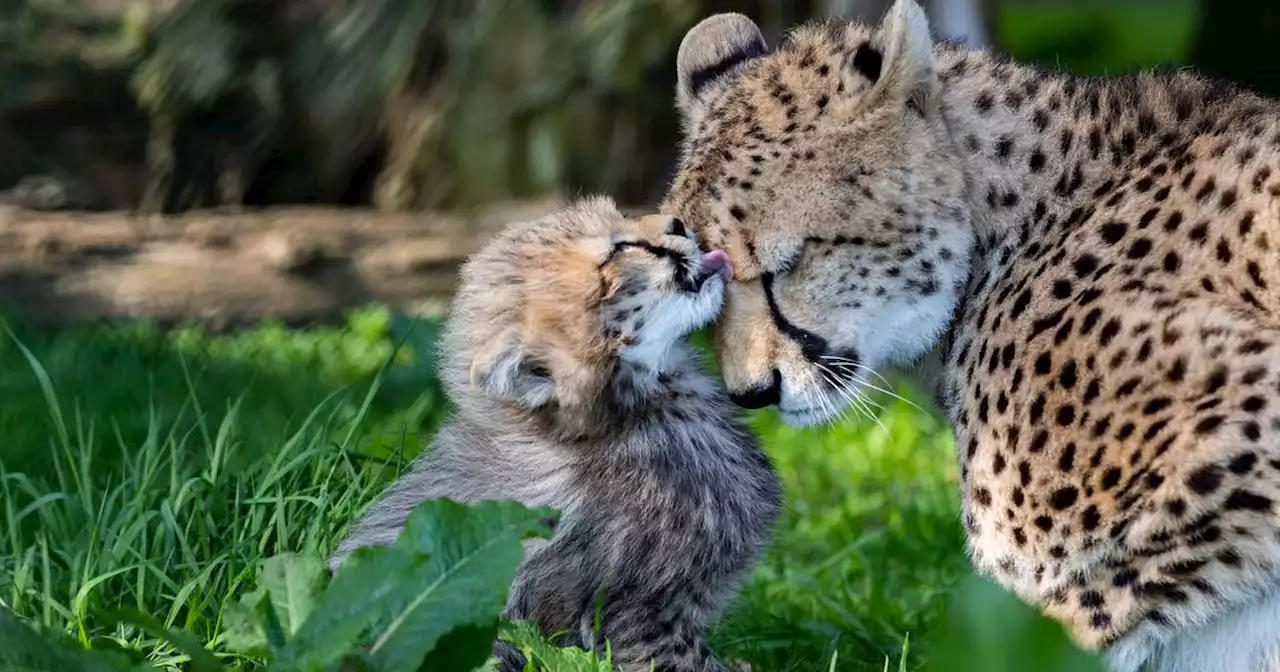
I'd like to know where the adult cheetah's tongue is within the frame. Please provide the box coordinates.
[698,250,733,282]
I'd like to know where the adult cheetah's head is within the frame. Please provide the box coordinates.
[661,0,973,426]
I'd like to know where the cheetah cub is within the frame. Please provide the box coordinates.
[328,196,782,671]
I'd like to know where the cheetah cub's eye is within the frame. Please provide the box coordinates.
[665,218,689,238]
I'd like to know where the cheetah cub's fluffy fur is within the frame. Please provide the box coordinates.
[328,196,782,672]
[663,0,1280,669]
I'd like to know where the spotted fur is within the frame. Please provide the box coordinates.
[661,2,1280,670]
[328,197,782,672]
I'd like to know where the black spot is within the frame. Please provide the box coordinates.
[1239,339,1270,355]
[975,90,995,113]
[729,205,746,221]
[1240,211,1256,236]
[1203,367,1228,395]
[1072,254,1099,278]
[1142,397,1172,415]
[1029,150,1046,172]
[1084,379,1101,402]
[1194,415,1225,436]
[1186,465,1223,495]
[1059,361,1078,389]
[1229,452,1258,475]
[1011,289,1032,318]
[1081,505,1100,531]
[1050,486,1079,510]
[1163,558,1207,576]
[1029,429,1049,454]
[1224,489,1272,512]
[1112,567,1139,587]
[1189,221,1209,243]
[1126,238,1152,260]
[1055,404,1076,427]
[1100,221,1127,244]
[1217,238,1233,263]
[974,487,993,507]
[1099,319,1121,347]
[1035,352,1053,375]
[850,44,883,82]
[995,135,1014,159]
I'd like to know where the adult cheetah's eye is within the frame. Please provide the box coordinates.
[665,218,689,238]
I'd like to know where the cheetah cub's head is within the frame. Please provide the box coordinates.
[662,0,973,426]
[442,196,731,438]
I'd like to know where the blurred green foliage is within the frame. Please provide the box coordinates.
[0,0,1200,214]
[0,0,706,211]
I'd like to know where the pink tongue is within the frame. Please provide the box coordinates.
[699,250,734,281]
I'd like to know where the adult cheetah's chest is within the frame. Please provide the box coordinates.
[943,154,1280,605]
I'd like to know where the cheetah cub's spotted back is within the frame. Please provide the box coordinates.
[661,0,1280,669]
[329,196,782,672]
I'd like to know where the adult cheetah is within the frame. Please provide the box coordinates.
[661,1,1280,670]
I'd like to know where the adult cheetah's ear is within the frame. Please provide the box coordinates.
[857,0,938,115]
[469,328,555,409]
[675,13,770,122]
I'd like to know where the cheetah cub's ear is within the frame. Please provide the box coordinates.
[851,0,938,116]
[675,13,770,124]
[469,327,555,409]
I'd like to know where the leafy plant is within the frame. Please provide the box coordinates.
[498,621,614,672]
[1,498,557,672]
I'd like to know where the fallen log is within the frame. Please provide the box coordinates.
[0,198,573,329]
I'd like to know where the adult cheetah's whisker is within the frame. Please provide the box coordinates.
[820,363,887,434]
[813,368,842,423]
[823,360,928,415]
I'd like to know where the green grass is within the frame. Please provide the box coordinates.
[0,305,972,671]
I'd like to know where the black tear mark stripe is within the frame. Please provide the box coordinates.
[601,241,696,290]
[601,240,688,266]
[761,273,830,363]
[688,39,770,98]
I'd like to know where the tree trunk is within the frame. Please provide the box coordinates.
[1192,0,1280,99]
[0,199,567,329]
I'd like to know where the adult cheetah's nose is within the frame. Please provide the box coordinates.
[729,369,782,409]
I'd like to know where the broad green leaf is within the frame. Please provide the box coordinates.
[277,498,554,672]
[261,553,328,638]
[0,607,122,672]
[220,586,270,658]
[366,499,557,671]
[223,553,330,660]
[923,575,1105,672]
[271,543,425,670]
[415,621,500,672]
